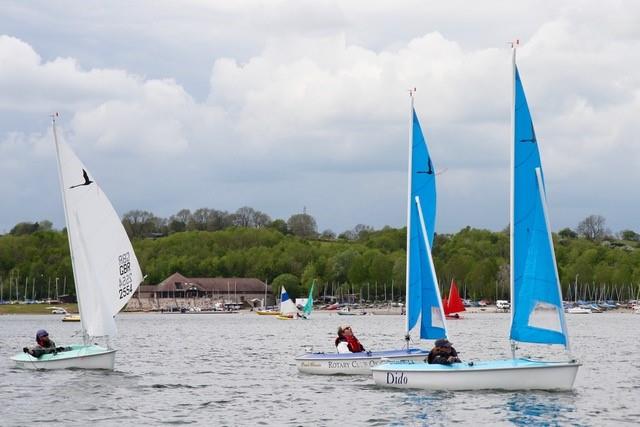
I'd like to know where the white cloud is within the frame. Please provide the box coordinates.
[0,2,639,234]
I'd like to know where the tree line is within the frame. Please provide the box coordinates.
[2,212,640,302]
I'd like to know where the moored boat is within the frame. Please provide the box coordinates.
[567,306,591,314]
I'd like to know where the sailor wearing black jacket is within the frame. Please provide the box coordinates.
[427,338,461,365]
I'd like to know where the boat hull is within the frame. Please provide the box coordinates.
[372,358,580,390]
[11,344,116,370]
[295,348,429,375]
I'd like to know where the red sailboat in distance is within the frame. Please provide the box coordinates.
[442,279,466,319]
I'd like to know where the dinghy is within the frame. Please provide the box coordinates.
[372,45,581,390]
[276,286,298,320]
[296,91,436,374]
[11,115,143,370]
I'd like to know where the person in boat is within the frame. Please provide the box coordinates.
[427,338,461,365]
[22,329,70,358]
[335,325,366,353]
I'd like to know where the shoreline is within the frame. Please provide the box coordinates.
[2,303,637,315]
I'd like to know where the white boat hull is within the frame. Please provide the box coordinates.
[567,307,591,314]
[295,348,428,375]
[11,344,116,370]
[372,358,580,390]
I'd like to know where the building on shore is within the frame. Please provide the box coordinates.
[128,272,274,311]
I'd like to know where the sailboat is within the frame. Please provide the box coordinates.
[372,46,581,390]
[301,282,314,319]
[295,91,435,375]
[11,115,143,370]
[256,280,279,315]
[276,286,298,320]
[443,279,465,319]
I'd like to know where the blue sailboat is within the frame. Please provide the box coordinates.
[295,93,437,375]
[372,47,581,390]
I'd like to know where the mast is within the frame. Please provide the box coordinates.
[52,115,87,343]
[509,42,517,358]
[404,89,415,336]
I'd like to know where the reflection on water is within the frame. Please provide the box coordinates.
[1,312,639,426]
[506,392,577,426]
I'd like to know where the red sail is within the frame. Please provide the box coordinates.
[447,280,466,314]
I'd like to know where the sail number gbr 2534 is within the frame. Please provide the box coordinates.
[118,252,133,299]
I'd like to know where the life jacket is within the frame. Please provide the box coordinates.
[346,335,365,352]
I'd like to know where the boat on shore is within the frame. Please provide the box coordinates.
[567,306,591,314]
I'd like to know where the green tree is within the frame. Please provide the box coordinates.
[287,213,317,238]
[272,273,300,298]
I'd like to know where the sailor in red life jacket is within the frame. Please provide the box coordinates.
[335,325,365,353]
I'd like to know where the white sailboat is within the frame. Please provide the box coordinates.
[11,115,143,370]
[276,286,298,320]
[295,91,435,374]
[372,45,581,390]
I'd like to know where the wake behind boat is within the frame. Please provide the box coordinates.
[297,92,438,375]
[373,45,580,390]
[11,115,143,370]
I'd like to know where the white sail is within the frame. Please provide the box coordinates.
[279,286,298,315]
[53,122,143,337]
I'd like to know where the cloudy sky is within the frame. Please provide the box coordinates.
[0,1,638,235]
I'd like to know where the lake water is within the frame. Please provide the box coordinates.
[1,312,639,426]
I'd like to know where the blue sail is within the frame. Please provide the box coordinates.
[510,65,569,347]
[406,107,446,339]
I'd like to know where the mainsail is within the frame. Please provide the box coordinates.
[405,98,447,340]
[53,120,143,338]
[302,283,314,317]
[443,280,466,315]
[509,55,569,348]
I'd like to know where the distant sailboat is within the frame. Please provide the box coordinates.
[276,286,298,320]
[443,280,465,319]
[256,281,279,315]
[11,115,143,370]
[301,282,314,319]
[295,91,435,374]
[372,45,581,390]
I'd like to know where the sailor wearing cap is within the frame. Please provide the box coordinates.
[427,338,461,365]
[23,329,68,358]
